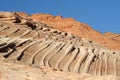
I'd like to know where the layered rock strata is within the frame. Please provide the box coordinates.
[1,57,119,80]
[30,13,120,50]
[0,12,120,79]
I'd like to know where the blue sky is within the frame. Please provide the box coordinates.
[0,0,120,33]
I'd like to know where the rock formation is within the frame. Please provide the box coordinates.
[30,13,120,50]
[0,12,120,80]
[1,57,119,80]
[105,32,120,42]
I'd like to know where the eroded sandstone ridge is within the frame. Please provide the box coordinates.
[1,56,119,80]
[0,12,120,80]
[29,13,120,50]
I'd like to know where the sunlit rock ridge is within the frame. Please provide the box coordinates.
[0,12,120,80]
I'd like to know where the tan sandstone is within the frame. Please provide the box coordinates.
[29,13,120,50]
[0,12,120,80]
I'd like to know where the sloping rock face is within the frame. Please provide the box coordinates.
[105,32,120,42]
[1,56,119,80]
[30,13,120,50]
[0,12,120,80]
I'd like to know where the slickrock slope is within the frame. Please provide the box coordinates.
[30,13,120,50]
[1,56,119,80]
[15,12,30,18]
[105,32,120,42]
[0,12,120,80]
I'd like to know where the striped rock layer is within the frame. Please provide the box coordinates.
[0,12,120,77]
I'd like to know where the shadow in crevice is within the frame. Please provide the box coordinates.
[0,43,16,53]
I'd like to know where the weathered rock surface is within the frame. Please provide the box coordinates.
[0,12,120,80]
[105,32,120,42]
[1,57,119,80]
[30,13,120,50]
